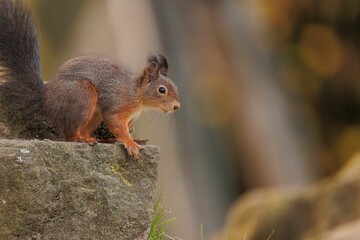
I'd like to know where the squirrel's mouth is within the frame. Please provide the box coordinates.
[161,108,168,113]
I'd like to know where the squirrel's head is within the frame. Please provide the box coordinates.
[138,53,180,113]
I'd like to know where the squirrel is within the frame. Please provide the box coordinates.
[0,0,180,159]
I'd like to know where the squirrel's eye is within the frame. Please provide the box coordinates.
[158,86,166,95]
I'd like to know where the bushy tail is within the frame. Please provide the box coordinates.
[0,0,44,114]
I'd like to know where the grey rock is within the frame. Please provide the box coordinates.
[324,220,360,240]
[214,153,360,240]
[0,139,160,240]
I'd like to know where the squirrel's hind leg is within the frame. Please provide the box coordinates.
[78,105,103,145]
[57,80,99,145]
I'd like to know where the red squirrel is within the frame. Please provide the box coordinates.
[0,0,180,159]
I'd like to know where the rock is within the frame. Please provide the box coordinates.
[0,139,160,240]
[324,219,360,240]
[214,153,360,240]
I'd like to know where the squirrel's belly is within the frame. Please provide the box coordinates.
[128,106,153,123]
[130,112,141,122]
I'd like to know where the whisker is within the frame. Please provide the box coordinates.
[168,113,173,130]
[151,111,159,126]
[174,111,181,125]
[169,114,174,127]
[143,111,157,130]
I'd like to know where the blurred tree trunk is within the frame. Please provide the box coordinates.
[212,0,321,186]
[152,0,239,236]
[153,0,322,237]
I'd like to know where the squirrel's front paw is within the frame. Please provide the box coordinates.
[124,141,143,160]
[85,137,98,146]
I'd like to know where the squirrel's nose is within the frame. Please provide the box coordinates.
[173,103,180,111]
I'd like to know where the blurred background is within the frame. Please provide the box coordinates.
[26,0,360,239]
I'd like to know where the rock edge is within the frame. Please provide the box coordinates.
[0,139,160,240]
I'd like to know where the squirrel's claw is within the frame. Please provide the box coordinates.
[127,147,141,160]
[124,141,143,160]
[84,137,97,146]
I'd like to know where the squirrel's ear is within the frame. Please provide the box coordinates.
[157,54,169,76]
[145,60,159,83]
[147,52,169,76]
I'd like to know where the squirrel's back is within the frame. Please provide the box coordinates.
[0,0,44,113]
[48,54,138,113]
[55,54,133,84]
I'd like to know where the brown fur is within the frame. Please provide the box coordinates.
[64,80,99,145]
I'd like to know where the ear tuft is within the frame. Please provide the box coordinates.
[147,52,169,76]
[145,60,159,83]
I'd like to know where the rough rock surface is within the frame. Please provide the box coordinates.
[0,139,160,240]
[214,153,360,240]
